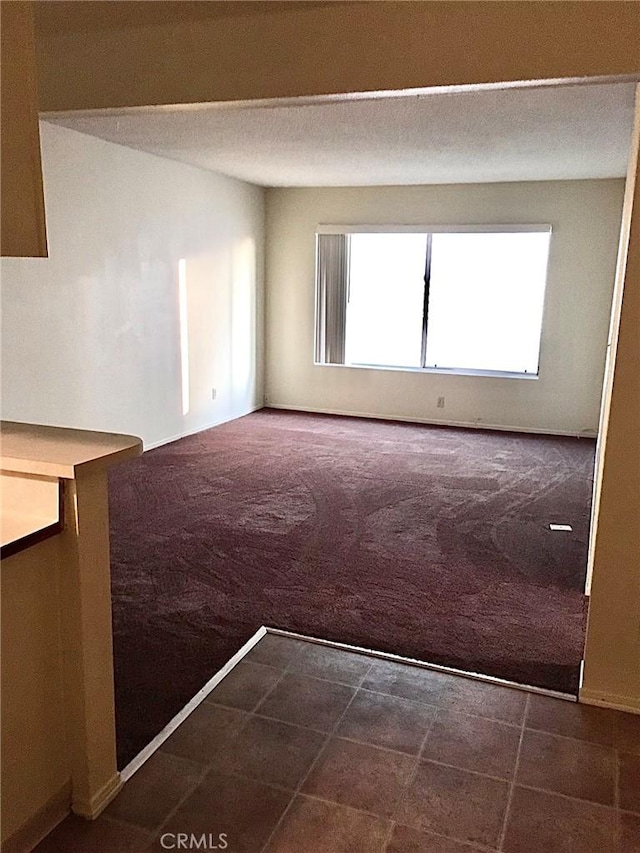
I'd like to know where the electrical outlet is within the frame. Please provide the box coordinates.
[211,388,217,400]
[437,396,445,408]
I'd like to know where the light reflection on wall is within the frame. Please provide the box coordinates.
[231,237,256,402]
[178,258,190,416]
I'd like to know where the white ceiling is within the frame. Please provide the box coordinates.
[45,82,636,187]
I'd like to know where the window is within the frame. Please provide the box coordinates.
[315,226,551,376]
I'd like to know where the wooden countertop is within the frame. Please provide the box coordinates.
[0,421,143,479]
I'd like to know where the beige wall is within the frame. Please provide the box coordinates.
[0,122,265,448]
[266,180,624,434]
[0,2,47,258]
[33,2,640,112]
[1,429,142,847]
[20,0,640,717]
[582,89,640,712]
[1,535,69,845]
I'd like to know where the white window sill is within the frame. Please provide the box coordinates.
[313,362,539,380]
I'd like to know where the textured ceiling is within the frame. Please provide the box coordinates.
[46,82,636,187]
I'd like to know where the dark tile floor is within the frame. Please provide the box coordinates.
[36,634,640,853]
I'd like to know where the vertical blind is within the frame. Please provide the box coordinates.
[315,234,349,364]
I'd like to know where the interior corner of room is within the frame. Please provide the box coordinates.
[1,2,639,851]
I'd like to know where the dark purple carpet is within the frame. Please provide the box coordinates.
[109,409,594,768]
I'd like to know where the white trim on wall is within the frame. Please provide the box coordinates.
[317,223,552,234]
[143,404,264,451]
[579,687,640,715]
[265,403,598,439]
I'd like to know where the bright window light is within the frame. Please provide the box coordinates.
[316,228,551,376]
[425,232,550,374]
[345,233,426,368]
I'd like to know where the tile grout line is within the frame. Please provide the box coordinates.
[150,690,277,840]
[497,692,529,851]
[258,661,376,853]
[116,640,624,850]
[247,667,289,715]
[386,702,440,838]
[255,652,553,851]
[119,626,269,783]
[401,755,517,786]
[379,819,397,851]
[161,760,626,825]
[202,770,499,853]
[521,724,621,748]
[382,818,498,853]
[513,782,619,809]
[201,706,573,790]
[357,685,527,727]
[206,699,522,785]
[140,649,371,847]
[148,661,294,844]
[219,689,619,749]
[253,654,376,688]
[93,812,155,840]
[137,756,213,843]
[144,648,621,849]
[203,659,290,718]
[386,706,508,853]
[267,627,578,703]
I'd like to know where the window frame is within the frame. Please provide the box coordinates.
[314,223,552,379]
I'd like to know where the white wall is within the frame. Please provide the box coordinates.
[265,180,624,434]
[0,122,265,448]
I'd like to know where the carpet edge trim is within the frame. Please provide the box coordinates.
[119,626,268,782]
[118,624,581,785]
[266,627,578,702]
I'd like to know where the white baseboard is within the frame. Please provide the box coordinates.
[71,773,122,821]
[579,687,640,715]
[119,626,267,782]
[144,404,264,451]
[265,403,596,439]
